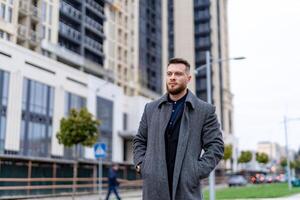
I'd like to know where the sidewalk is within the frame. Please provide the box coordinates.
[28,189,142,200]
[24,189,300,200]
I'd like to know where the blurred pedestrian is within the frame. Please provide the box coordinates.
[105,163,121,200]
[133,58,224,200]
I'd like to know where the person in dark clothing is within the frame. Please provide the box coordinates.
[133,58,224,200]
[105,164,121,200]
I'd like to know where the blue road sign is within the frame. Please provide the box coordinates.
[94,143,106,159]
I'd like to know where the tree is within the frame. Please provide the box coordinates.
[223,144,233,170]
[280,158,287,168]
[57,108,100,147]
[256,152,269,165]
[238,151,252,164]
[56,108,100,199]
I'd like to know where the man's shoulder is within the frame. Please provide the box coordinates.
[187,91,214,111]
[145,98,162,110]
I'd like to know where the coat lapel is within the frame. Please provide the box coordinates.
[158,102,173,199]
[172,105,191,199]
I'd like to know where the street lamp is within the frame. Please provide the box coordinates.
[283,116,300,190]
[195,50,245,200]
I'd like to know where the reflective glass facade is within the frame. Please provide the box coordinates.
[0,69,9,154]
[96,96,113,161]
[20,79,54,157]
[63,92,87,159]
[139,0,163,94]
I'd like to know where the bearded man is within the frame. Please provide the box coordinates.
[133,58,224,200]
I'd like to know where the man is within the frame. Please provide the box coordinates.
[133,58,224,200]
[105,164,121,200]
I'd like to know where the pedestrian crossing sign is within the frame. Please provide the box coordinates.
[94,143,106,159]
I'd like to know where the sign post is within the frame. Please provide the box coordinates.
[94,143,107,200]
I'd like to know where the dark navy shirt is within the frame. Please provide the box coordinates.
[165,91,188,197]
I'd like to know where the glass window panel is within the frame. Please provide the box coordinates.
[21,78,53,157]
[22,79,28,110]
[42,1,47,22]
[0,3,5,19]
[7,7,12,22]
[0,116,6,153]
[48,5,52,25]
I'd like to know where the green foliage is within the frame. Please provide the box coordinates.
[223,144,233,161]
[238,150,252,163]
[280,158,297,169]
[255,152,269,164]
[203,183,300,200]
[280,158,287,167]
[56,108,100,147]
[294,159,300,169]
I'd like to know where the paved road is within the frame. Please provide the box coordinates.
[23,189,300,200]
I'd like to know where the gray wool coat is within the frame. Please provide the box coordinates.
[133,91,224,200]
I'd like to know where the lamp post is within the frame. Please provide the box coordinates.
[283,116,300,190]
[195,50,245,200]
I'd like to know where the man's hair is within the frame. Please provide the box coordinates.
[168,58,190,73]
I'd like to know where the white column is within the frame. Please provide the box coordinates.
[5,70,23,151]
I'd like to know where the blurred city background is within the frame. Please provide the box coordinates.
[0,0,300,199]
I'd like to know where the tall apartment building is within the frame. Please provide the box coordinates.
[104,0,164,98]
[0,0,18,42]
[167,0,233,139]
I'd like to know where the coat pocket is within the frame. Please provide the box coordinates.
[192,159,200,186]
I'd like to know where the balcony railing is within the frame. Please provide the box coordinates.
[84,37,102,53]
[86,0,104,15]
[19,0,29,15]
[30,5,39,18]
[17,24,27,39]
[195,11,210,21]
[29,29,41,44]
[60,1,81,21]
[195,24,210,35]
[194,0,210,8]
[196,39,211,49]
[85,16,103,33]
[59,22,81,41]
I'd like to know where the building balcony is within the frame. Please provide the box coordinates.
[29,29,41,45]
[60,1,81,21]
[19,0,29,16]
[195,11,210,22]
[195,24,211,35]
[85,0,105,18]
[17,24,27,40]
[84,36,103,54]
[84,16,104,35]
[59,22,81,42]
[196,40,211,50]
[194,0,210,9]
[30,5,40,21]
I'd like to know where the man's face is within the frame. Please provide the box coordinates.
[166,63,191,95]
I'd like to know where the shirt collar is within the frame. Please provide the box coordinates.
[158,89,196,110]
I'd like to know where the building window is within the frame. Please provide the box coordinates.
[20,79,54,157]
[41,1,47,22]
[48,4,52,25]
[63,92,86,159]
[48,28,51,41]
[96,96,113,161]
[123,113,128,131]
[0,3,5,20]
[7,7,12,22]
[0,70,9,154]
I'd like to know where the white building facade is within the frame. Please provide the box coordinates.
[0,39,147,163]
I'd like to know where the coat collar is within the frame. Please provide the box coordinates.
[158,89,196,110]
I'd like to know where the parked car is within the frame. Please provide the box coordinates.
[228,175,248,187]
[249,173,266,184]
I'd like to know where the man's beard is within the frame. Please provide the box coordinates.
[166,83,186,95]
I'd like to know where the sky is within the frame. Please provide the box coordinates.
[228,0,300,152]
